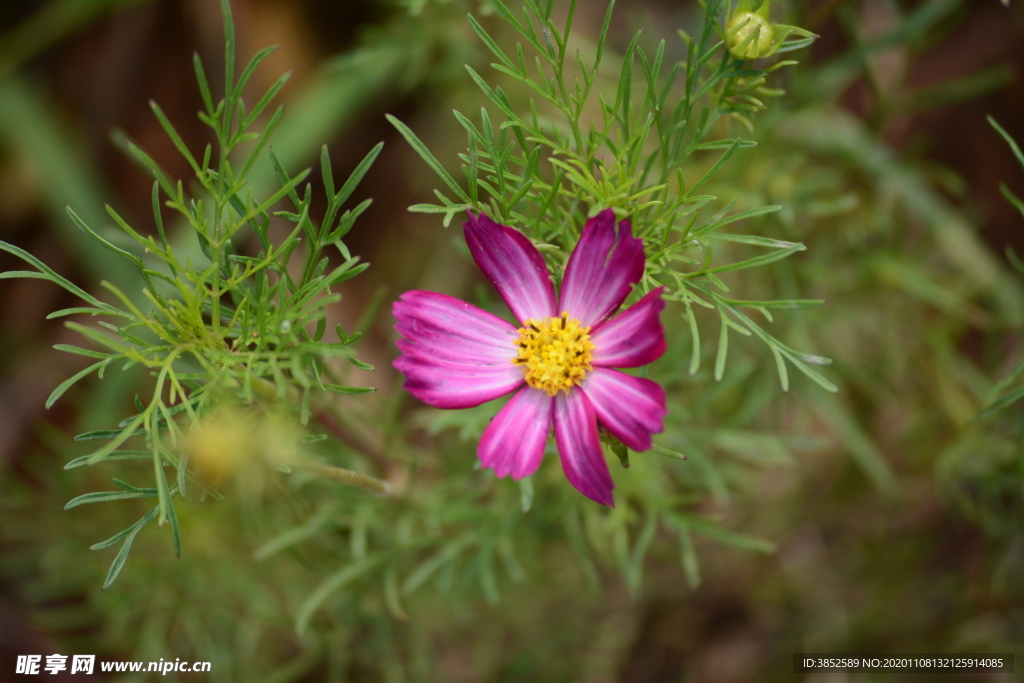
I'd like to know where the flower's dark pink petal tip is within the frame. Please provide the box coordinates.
[582,368,667,452]
[463,213,557,324]
[559,209,645,327]
[478,387,553,480]
[554,391,615,507]
[393,290,523,409]
[591,287,666,368]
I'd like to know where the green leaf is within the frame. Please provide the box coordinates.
[65,207,139,263]
[113,131,176,198]
[192,52,215,115]
[255,524,323,561]
[519,477,534,513]
[476,545,500,605]
[387,114,471,204]
[694,138,759,150]
[64,451,151,470]
[220,0,237,104]
[707,232,800,249]
[690,204,784,239]
[650,443,687,460]
[976,381,1024,420]
[334,142,384,207]
[0,78,138,290]
[679,517,776,553]
[148,99,200,175]
[0,240,117,311]
[466,13,517,72]
[323,259,370,288]
[677,524,701,588]
[989,116,1024,170]
[53,343,113,359]
[1000,183,1024,220]
[610,438,629,468]
[323,384,375,395]
[614,30,643,123]
[348,357,374,371]
[99,505,161,590]
[46,307,131,319]
[383,566,407,619]
[152,438,180,556]
[705,244,805,274]
[85,413,148,465]
[402,535,476,596]
[721,298,824,309]
[714,305,729,381]
[687,138,745,196]
[809,394,898,496]
[46,358,112,409]
[74,426,145,441]
[64,487,159,510]
[296,555,387,635]
[235,44,280,111]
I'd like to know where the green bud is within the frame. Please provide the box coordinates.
[725,0,817,61]
[727,12,774,59]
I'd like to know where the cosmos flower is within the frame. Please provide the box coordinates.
[393,210,667,506]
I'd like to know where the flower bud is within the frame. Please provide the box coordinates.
[185,406,299,484]
[727,11,774,59]
[725,0,817,61]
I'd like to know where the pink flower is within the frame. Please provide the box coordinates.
[393,210,667,506]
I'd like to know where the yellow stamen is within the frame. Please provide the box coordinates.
[513,313,595,397]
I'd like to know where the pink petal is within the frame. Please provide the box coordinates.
[581,368,666,452]
[591,287,666,368]
[464,213,557,324]
[393,290,523,409]
[394,290,519,363]
[393,354,523,409]
[478,387,553,479]
[553,390,615,506]
[559,209,645,327]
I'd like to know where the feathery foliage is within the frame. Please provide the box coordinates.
[0,0,383,588]
[390,0,833,392]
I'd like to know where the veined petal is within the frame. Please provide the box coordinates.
[478,387,553,480]
[393,290,523,409]
[559,209,645,327]
[554,390,614,506]
[582,368,667,452]
[394,290,518,363]
[393,355,523,409]
[464,213,556,324]
[591,288,666,368]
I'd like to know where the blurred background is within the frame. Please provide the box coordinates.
[2,0,1024,681]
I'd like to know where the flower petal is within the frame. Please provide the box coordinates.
[393,354,523,409]
[394,290,519,363]
[553,390,615,506]
[393,290,523,409]
[559,209,645,327]
[478,387,553,479]
[591,287,666,368]
[581,368,667,452]
[464,213,557,324]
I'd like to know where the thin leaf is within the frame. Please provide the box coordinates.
[296,555,387,635]
[386,114,471,203]
[64,487,159,510]
[99,505,161,590]
[46,358,111,409]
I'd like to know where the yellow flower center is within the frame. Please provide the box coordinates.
[513,313,595,397]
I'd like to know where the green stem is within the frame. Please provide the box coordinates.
[295,461,391,496]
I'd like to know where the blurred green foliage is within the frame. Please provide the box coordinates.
[1,0,1023,681]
